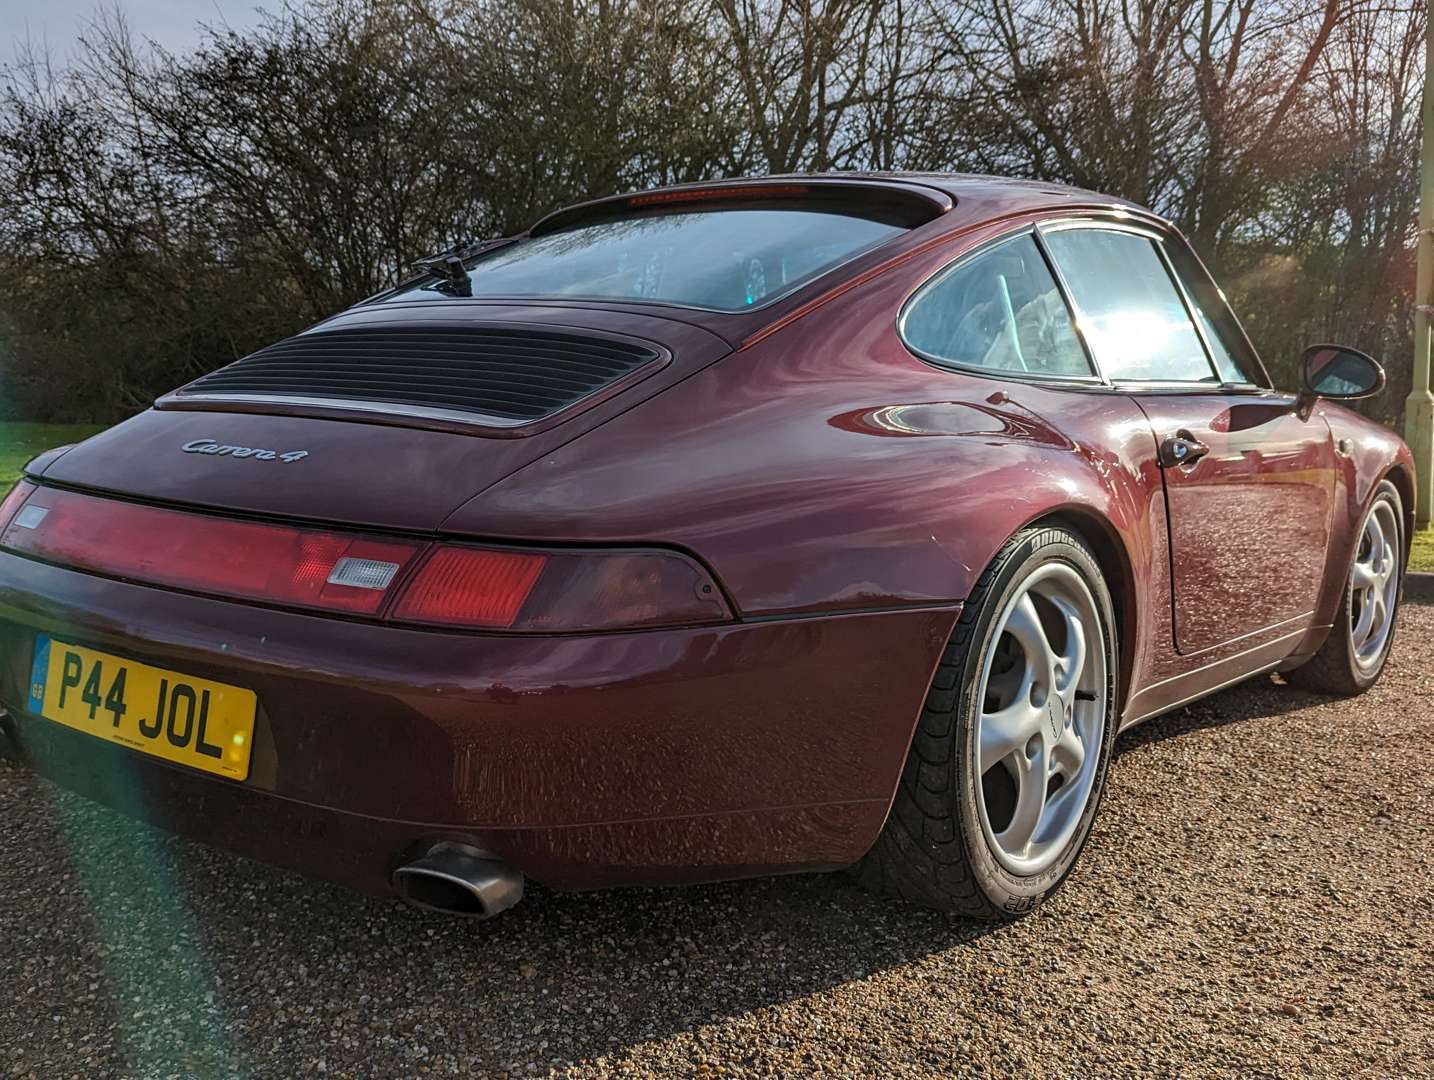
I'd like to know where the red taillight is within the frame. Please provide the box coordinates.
[2,486,732,631]
[392,544,730,631]
[0,481,36,531]
[391,547,547,628]
[1,487,421,616]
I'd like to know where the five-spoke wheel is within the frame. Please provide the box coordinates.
[975,563,1106,876]
[1349,497,1400,675]
[1287,479,1405,696]
[858,525,1116,920]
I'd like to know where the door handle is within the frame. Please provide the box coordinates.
[1158,430,1210,468]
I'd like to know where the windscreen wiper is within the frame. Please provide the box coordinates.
[413,236,520,298]
[414,253,472,297]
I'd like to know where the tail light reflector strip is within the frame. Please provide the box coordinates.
[0,487,421,616]
[0,486,733,632]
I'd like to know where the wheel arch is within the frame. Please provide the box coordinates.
[1383,463,1415,564]
[1025,506,1138,717]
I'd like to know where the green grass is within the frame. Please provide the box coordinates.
[1411,524,1434,574]
[1,422,107,487]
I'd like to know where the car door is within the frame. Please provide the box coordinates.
[1041,222,1337,655]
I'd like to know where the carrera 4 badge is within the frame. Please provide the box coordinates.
[181,438,309,463]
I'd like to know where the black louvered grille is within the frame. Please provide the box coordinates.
[180,327,661,422]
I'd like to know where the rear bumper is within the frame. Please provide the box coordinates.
[0,552,957,894]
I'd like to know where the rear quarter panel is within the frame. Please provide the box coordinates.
[446,223,1173,714]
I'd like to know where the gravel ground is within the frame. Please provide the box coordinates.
[2,601,1431,1079]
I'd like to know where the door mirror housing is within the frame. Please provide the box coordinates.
[1299,344,1385,401]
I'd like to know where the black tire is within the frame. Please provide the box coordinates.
[856,525,1118,920]
[1285,480,1405,696]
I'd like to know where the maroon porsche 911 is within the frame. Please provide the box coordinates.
[0,174,1412,920]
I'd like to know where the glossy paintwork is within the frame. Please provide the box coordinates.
[0,552,952,888]
[43,305,732,531]
[1303,402,1417,640]
[1131,393,1336,654]
[6,173,1416,894]
[15,719,895,893]
[447,228,1163,620]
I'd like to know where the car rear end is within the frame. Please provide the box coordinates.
[0,452,948,907]
[0,181,959,910]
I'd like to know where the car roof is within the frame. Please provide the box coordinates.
[370,172,1173,357]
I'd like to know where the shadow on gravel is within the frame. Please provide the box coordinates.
[12,665,1350,1073]
[36,779,1013,1074]
[1114,671,1332,755]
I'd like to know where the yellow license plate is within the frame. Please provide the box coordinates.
[27,636,256,780]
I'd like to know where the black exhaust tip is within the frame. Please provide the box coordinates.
[392,841,523,919]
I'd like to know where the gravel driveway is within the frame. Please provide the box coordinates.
[2,600,1430,1079]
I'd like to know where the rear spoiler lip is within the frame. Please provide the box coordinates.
[528,175,955,238]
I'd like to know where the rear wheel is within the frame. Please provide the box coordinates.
[1286,481,1404,695]
[857,525,1117,919]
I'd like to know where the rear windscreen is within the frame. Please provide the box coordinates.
[387,208,909,312]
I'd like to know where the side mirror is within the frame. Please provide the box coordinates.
[1299,344,1385,401]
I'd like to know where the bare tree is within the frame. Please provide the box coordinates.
[1224,0,1425,409]
[0,0,1422,422]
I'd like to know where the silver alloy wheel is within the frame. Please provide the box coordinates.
[974,562,1106,876]
[1349,499,1400,674]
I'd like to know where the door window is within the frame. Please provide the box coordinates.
[1042,229,1217,384]
[1162,244,1258,385]
[901,234,1092,378]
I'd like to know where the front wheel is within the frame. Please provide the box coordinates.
[1286,480,1405,695]
[857,525,1118,920]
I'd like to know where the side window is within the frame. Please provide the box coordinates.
[902,233,1093,378]
[1163,244,1258,385]
[1042,229,1218,383]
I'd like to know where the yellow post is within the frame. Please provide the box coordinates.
[1408,0,1434,527]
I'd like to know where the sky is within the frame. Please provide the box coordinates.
[3,1,271,64]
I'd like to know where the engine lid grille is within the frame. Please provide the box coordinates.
[175,326,663,426]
